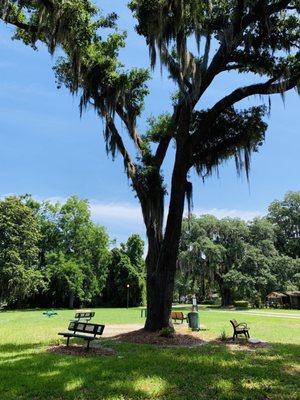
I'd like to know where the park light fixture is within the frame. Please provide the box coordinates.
[126,284,130,308]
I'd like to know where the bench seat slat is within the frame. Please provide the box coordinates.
[58,332,96,339]
[58,321,105,349]
[171,311,187,323]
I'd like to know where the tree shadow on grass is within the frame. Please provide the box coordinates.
[0,341,299,400]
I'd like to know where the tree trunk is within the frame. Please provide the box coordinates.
[216,277,232,306]
[221,287,232,306]
[144,152,188,331]
[69,291,74,309]
[201,272,205,300]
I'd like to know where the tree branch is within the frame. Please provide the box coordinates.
[191,74,300,147]
[1,0,55,32]
[195,0,293,105]
[202,33,211,72]
[154,136,172,167]
[243,0,292,28]
[160,45,192,92]
[221,63,245,72]
[191,128,252,171]
[153,104,183,168]
[100,104,137,180]
[116,104,145,155]
[2,14,37,33]
[39,0,55,12]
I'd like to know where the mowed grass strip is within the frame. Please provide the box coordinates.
[0,308,299,400]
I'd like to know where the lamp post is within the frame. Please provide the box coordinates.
[192,294,198,312]
[200,251,207,303]
[126,284,130,308]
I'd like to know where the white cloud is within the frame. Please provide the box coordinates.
[90,202,143,224]
[88,201,263,223]
[0,194,263,245]
[192,208,263,221]
[1,194,263,223]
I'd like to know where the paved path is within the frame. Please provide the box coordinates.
[102,324,144,338]
[100,312,300,340]
[139,307,300,319]
[208,309,300,319]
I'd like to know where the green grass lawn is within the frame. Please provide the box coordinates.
[0,307,299,400]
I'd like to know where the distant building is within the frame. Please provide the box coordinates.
[285,291,300,309]
[266,291,300,309]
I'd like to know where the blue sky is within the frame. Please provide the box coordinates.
[0,1,299,243]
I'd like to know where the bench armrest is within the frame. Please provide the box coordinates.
[236,322,248,328]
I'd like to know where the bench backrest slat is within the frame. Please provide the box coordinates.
[74,311,95,319]
[68,321,105,336]
[171,311,184,319]
[230,319,238,328]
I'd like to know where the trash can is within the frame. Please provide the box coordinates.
[187,312,200,331]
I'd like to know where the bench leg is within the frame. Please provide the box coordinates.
[86,340,90,351]
[66,337,70,346]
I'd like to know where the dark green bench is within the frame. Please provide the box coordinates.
[58,321,105,350]
[230,319,250,341]
[71,311,95,322]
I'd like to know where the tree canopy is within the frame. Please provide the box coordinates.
[268,191,300,258]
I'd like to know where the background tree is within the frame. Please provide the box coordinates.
[179,194,300,306]
[270,255,300,292]
[0,197,43,306]
[36,201,61,270]
[1,1,299,329]
[42,196,110,308]
[268,191,300,258]
[103,248,145,307]
[45,252,86,308]
[178,215,223,302]
[121,234,145,274]
[11,195,111,308]
[58,196,91,257]
[85,224,111,303]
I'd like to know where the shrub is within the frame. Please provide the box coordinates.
[159,327,175,338]
[220,330,227,341]
[201,299,215,305]
[234,300,249,309]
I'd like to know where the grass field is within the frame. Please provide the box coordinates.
[0,307,299,400]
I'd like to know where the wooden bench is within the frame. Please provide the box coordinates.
[230,319,250,341]
[71,311,95,322]
[171,311,187,323]
[58,321,105,350]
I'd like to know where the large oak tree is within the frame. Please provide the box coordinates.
[1,0,299,330]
